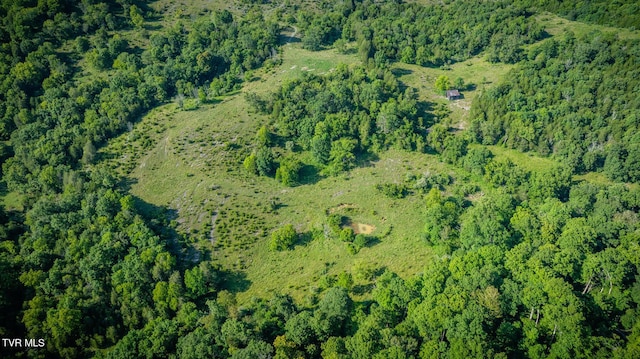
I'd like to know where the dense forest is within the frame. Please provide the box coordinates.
[471,31,640,182]
[0,0,639,358]
[297,0,545,65]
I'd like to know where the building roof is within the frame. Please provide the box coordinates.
[446,89,461,98]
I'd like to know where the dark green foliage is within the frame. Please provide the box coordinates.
[255,146,276,177]
[375,183,408,199]
[0,209,24,337]
[248,64,426,175]
[462,147,493,176]
[353,234,368,251]
[2,1,640,358]
[285,311,316,346]
[528,165,572,201]
[231,340,274,359]
[325,138,357,176]
[339,227,355,243]
[459,193,515,249]
[297,8,345,51]
[315,287,353,339]
[327,214,344,235]
[184,262,219,299]
[337,1,544,66]
[484,158,528,194]
[524,0,640,28]
[471,31,640,182]
[423,188,463,246]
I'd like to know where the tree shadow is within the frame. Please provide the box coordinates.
[355,151,380,168]
[295,230,316,247]
[351,283,375,295]
[391,67,413,77]
[362,235,381,248]
[119,176,139,192]
[144,23,163,31]
[130,195,189,258]
[219,270,252,293]
[278,26,301,45]
[538,29,553,41]
[0,180,8,197]
[278,34,301,45]
[417,100,436,127]
[298,164,324,185]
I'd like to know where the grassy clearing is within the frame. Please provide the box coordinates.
[392,56,514,129]
[109,43,479,302]
[0,190,24,212]
[481,145,559,173]
[226,150,451,303]
[107,35,587,302]
[536,12,640,40]
[247,44,361,96]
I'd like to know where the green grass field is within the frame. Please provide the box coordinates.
[99,43,467,302]
[88,14,633,302]
[394,58,513,129]
[536,12,640,40]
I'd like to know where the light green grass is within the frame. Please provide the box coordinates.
[573,172,613,186]
[223,149,450,303]
[481,145,559,173]
[1,190,24,212]
[248,44,361,96]
[392,56,514,129]
[124,103,447,303]
[573,172,638,190]
[107,44,471,303]
[102,37,529,303]
[536,12,640,40]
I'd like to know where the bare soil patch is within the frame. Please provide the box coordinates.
[351,222,376,235]
[328,203,358,214]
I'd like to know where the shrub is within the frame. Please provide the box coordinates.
[345,243,357,255]
[375,183,408,199]
[354,234,368,249]
[243,154,257,174]
[275,157,303,186]
[327,214,343,234]
[270,224,297,251]
[339,228,355,242]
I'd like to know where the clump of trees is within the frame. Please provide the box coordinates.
[245,64,427,178]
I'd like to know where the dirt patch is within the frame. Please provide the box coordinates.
[351,222,376,235]
[452,100,471,111]
[328,203,358,214]
[466,191,485,201]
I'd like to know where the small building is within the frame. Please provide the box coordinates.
[446,89,461,100]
